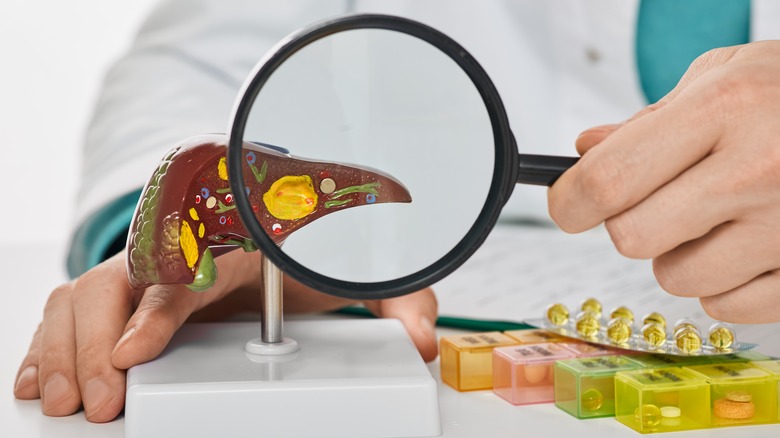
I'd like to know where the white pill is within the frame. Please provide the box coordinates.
[660,406,681,418]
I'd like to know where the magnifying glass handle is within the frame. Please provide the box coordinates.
[516,154,580,186]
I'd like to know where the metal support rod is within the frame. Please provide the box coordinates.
[261,256,284,343]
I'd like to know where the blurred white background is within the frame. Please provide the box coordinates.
[0,5,160,426]
[0,0,158,269]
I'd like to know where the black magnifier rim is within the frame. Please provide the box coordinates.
[228,13,516,300]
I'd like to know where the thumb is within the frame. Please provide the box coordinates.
[111,249,261,369]
[364,288,439,362]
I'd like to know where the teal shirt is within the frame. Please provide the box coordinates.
[65,1,752,277]
[636,0,750,103]
[67,189,142,277]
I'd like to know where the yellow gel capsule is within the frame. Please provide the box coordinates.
[673,318,699,335]
[546,303,569,326]
[610,306,634,324]
[641,323,666,348]
[581,388,603,411]
[607,318,632,344]
[575,311,600,338]
[581,298,602,318]
[675,327,702,354]
[642,312,666,328]
[634,404,662,428]
[708,323,736,350]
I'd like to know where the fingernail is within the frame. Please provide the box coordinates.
[577,123,619,138]
[43,373,71,411]
[84,378,114,416]
[113,327,136,354]
[15,366,37,393]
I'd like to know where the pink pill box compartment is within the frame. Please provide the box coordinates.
[493,343,578,405]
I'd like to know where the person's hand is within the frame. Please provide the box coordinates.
[549,41,780,323]
[13,249,438,422]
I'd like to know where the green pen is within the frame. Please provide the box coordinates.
[335,306,535,332]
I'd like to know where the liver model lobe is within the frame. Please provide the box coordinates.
[126,134,411,291]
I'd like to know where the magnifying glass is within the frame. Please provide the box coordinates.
[228,14,579,300]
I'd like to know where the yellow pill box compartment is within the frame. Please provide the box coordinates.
[440,332,519,391]
[753,359,780,421]
[710,351,771,364]
[555,355,641,419]
[625,353,711,369]
[615,367,711,433]
[685,362,778,427]
[753,359,780,375]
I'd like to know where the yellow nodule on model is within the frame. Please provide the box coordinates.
[263,175,318,220]
[218,157,229,181]
[180,220,199,269]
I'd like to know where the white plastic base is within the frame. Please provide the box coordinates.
[125,319,441,438]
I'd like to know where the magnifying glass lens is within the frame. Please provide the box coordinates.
[241,29,494,283]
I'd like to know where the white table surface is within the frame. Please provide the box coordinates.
[2,244,779,437]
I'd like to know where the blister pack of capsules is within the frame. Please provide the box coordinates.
[527,298,758,356]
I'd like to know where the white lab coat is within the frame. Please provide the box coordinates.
[73,0,780,233]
